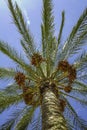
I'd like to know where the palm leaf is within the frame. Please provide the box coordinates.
[58,11,65,46]
[0,89,22,113]
[72,80,87,95]
[42,0,55,76]
[15,107,36,130]
[15,3,35,56]
[20,40,31,60]
[72,87,87,96]
[65,119,75,130]
[64,99,87,130]
[31,109,42,130]
[0,106,26,130]
[61,91,87,106]
[74,51,87,69]
[53,11,65,67]
[59,8,87,60]
[42,0,55,50]
[8,0,35,57]
[0,41,40,81]
[0,83,18,93]
[0,67,16,80]
[0,41,26,66]
[73,80,87,89]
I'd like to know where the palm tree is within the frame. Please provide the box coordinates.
[0,0,87,129]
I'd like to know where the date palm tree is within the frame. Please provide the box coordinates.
[0,0,87,129]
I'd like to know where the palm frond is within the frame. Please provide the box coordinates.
[0,106,26,130]
[73,80,87,89]
[0,83,19,95]
[72,87,87,96]
[65,119,75,130]
[0,67,16,80]
[58,11,65,46]
[41,24,45,58]
[59,8,87,60]
[42,0,55,49]
[7,0,21,32]
[15,107,36,130]
[20,40,31,60]
[0,41,40,81]
[74,51,87,69]
[42,0,55,76]
[8,0,35,57]
[61,91,87,106]
[64,99,87,130]
[31,109,42,130]
[0,90,22,113]
[77,70,87,80]
[15,3,35,56]
[72,80,87,95]
[53,11,65,66]
[0,41,25,66]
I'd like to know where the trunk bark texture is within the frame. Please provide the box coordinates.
[41,84,68,130]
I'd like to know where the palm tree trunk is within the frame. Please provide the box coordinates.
[41,83,68,130]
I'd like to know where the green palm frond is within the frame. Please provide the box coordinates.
[0,41,40,81]
[74,52,87,69]
[0,83,18,93]
[58,11,65,46]
[0,106,26,130]
[0,41,26,66]
[20,64,40,82]
[53,11,65,65]
[64,99,87,130]
[7,0,21,32]
[59,8,87,60]
[20,40,31,60]
[0,89,22,113]
[42,0,55,50]
[72,87,87,95]
[15,107,36,130]
[15,3,35,57]
[42,0,55,76]
[78,74,87,83]
[72,80,87,95]
[8,0,35,57]
[31,109,42,130]
[73,80,87,89]
[61,91,87,106]
[0,67,16,80]
[41,24,45,58]
[65,119,75,130]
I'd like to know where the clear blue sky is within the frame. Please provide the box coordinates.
[0,0,87,126]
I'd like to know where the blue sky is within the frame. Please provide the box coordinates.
[0,0,87,126]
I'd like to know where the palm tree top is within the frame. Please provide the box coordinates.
[0,0,87,129]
